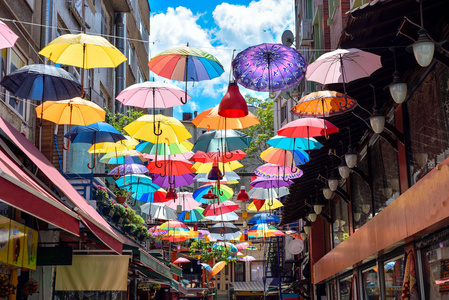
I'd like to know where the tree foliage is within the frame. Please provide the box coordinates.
[189,240,230,263]
[105,108,145,134]
[241,96,275,168]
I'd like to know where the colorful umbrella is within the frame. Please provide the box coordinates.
[232,43,307,93]
[239,256,256,262]
[194,171,240,183]
[179,208,205,222]
[147,159,193,176]
[209,261,227,277]
[100,150,147,164]
[194,185,234,203]
[141,203,177,220]
[116,81,191,108]
[291,90,358,117]
[248,199,284,212]
[190,150,247,163]
[144,152,194,161]
[147,226,168,236]
[136,188,167,203]
[64,122,124,143]
[164,192,201,211]
[235,243,249,251]
[173,257,190,264]
[193,129,251,153]
[192,106,260,131]
[136,140,193,155]
[278,117,339,140]
[248,224,278,238]
[267,135,323,151]
[247,246,258,250]
[192,161,243,174]
[260,147,309,166]
[163,230,197,242]
[108,164,149,179]
[201,263,212,273]
[213,242,238,253]
[0,21,18,49]
[88,136,139,154]
[205,211,239,222]
[255,163,304,180]
[159,220,190,231]
[250,177,293,188]
[152,173,195,188]
[203,201,239,217]
[248,213,280,224]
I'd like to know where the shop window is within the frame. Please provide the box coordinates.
[383,255,404,299]
[362,266,379,299]
[251,263,264,281]
[235,262,245,282]
[351,152,372,229]
[338,275,352,300]
[332,195,349,248]
[421,237,449,299]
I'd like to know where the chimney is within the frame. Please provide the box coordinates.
[194,111,198,118]
[183,112,193,121]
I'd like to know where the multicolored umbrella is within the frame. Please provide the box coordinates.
[248,213,280,224]
[159,220,190,231]
[163,230,197,242]
[108,164,149,179]
[203,201,239,217]
[136,140,193,155]
[179,208,205,222]
[136,188,167,203]
[194,171,240,183]
[144,152,194,161]
[190,150,247,164]
[192,106,259,131]
[164,192,201,211]
[255,163,304,180]
[192,161,243,174]
[193,129,251,153]
[147,226,168,236]
[232,43,307,93]
[250,177,293,188]
[151,173,195,188]
[116,175,160,195]
[248,199,284,212]
[212,242,238,253]
[100,150,148,164]
[291,90,358,117]
[248,187,289,199]
[0,21,18,49]
[194,185,234,203]
[267,135,323,151]
[260,147,309,166]
[173,257,190,264]
[235,243,249,251]
[248,224,278,238]
[88,136,139,154]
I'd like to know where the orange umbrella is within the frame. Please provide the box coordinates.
[209,261,227,277]
[291,90,357,117]
[192,106,259,130]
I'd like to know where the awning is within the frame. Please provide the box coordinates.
[55,255,129,291]
[0,117,123,253]
[0,148,79,236]
[231,281,267,292]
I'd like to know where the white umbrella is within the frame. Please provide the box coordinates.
[194,171,240,182]
[141,202,177,220]
[239,255,255,262]
[209,231,242,241]
[204,211,239,222]
[248,186,289,199]
[164,192,201,211]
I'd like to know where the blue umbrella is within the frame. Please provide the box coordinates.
[201,263,212,273]
[248,213,280,224]
[267,135,323,151]
[193,130,251,153]
[179,208,205,222]
[116,174,159,195]
[292,149,309,165]
[0,64,81,101]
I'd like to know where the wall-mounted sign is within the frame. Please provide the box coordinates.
[23,226,38,270]
[8,220,25,267]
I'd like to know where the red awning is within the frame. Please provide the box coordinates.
[0,149,80,236]
[0,117,123,253]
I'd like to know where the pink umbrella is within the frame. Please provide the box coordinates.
[173,257,190,264]
[164,192,201,211]
[203,200,239,216]
[0,21,18,49]
[278,118,338,138]
[116,81,191,108]
[236,243,249,251]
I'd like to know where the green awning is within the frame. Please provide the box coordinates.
[170,264,183,277]
[139,250,172,280]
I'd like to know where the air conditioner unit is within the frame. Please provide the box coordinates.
[300,19,313,47]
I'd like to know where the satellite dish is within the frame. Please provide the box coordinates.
[287,239,304,255]
[281,30,294,47]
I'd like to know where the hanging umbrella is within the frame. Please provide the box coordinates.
[152,173,195,188]
[201,263,212,273]
[209,223,241,241]
[164,192,201,211]
[248,187,290,199]
[173,257,190,264]
[250,177,293,188]
[204,211,239,222]
[194,184,234,203]
[144,152,194,161]
[246,246,258,250]
[192,161,243,174]
[260,147,309,166]
[248,224,278,238]
[159,220,190,231]
[39,33,127,95]
[0,64,82,101]
[267,135,323,151]
[190,150,246,164]
[192,106,260,131]
[292,90,358,117]
[0,21,18,49]
[278,117,339,140]
[213,242,238,253]
[125,114,191,144]
[232,43,307,93]
[194,171,240,183]
[209,261,227,277]
[163,230,197,242]
[239,256,256,262]
[193,130,251,153]
[306,48,382,107]
[108,164,149,179]
[248,213,280,224]
[137,188,167,203]
[255,163,304,180]
[116,174,159,195]
[147,226,168,236]
[100,150,148,164]
[147,159,193,176]
[136,140,193,155]
[179,208,205,222]
[149,45,224,101]
[116,81,191,108]
[248,199,284,212]
[141,203,178,220]
[35,97,105,149]
[235,243,249,251]
[88,136,139,154]
[203,201,239,217]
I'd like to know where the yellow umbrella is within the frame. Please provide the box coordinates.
[209,261,227,277]
[35,97,105,149]
[247,199,284,211]
[99,150,147,164]
[192,106,260,130]
[39,33,127,95]
[192,161,243,174]
[124,114,192,144]
[88,136,139,154]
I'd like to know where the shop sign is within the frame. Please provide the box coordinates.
[138,282,152,291]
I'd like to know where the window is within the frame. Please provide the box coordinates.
[338,275,352,300]
[312,6,324,56]
[280,103,288,124]
[100,3,111,41]
[137,67,144,83]
[384,255,404,299]
[362,266,379,298]
[127,41,136,69]
[251,263,264,281]
[421,237,449,299]
[235,262,245,282]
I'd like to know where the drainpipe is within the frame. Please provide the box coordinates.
[115,13,126,114]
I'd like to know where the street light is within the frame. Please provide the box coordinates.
[408,1,435,67]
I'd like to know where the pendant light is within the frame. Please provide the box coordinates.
[336,227,344,240]
[308,212,317,223]
[218,81,249,118]
[313,203,324,215]
[328,173,339,192]
[361,204,371,214]
[407,1,434,67]
[236,186,249,201]
[303,220,311,235]
[323,187,333,200]
[385,48,408,104]
[207,162,223,181]
[353,212,361,222]
[343,127,357,168]
[299,230,307,240]
[369,85,385,134]
[338,161,350,179]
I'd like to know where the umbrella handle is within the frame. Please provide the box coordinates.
[282,167,290,183]
[113,173,121,180]
[87,158,96,169]
[180,95,187,105]
[153,120,163,136]
[154,140,163,168]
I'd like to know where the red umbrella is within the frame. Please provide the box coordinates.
[190,150,247,163]
[203,200,239,216]
[174,257,190,264]
[278,117,338,139]
[146,159,193,176]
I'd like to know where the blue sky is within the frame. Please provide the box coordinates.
[148,0,295,119]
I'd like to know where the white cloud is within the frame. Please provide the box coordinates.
[188,100,199,111]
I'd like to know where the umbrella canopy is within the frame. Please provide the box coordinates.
[0,21,18,49]
[248,187,289,199]
[152,173,195,188]
[203,201,239,216]
[179,208,205,222]
[116,81,191,108]
[209,261,227,277]
[250,177,293,188]
[201,263,212,273]
[164,192,201,211]
[192,106,260,130]
[260,147,309,166]
[209,222,240,234]
[39,33,127,69]
[248,199,284,212]
[173,257,190,264]
[194,171,240,183]
[235,243,249,251]
[255,163,304,180]
[147,159,193,176]
[88,136,139,154]
[194,184,234,203]
[278,117,339,138]
[159,220,190,232]
[210,231,242,241]
[248,223,278,237]
[213,242,238,253]
[136,140,193,155]
[163,230,197,242]
[193,130,251,153]
[64,122,124,144]
[190,150,247,164]
[292,90,358,117]
[125,114,191,144]
[192,161,243,174]
[248,213,280,224]
[232,43,307,92]
[0,64,82,101]
[267,135,323,151]
[144,152,194,161]
[149,46,224,82]
[100,150,147,164]
[141,203,177,220]
[116,174,159,195]
[147,226,168,236]
[108,164,149,177]
[239,256,256,262]
[137,188,167,203]
[204,211,239,222]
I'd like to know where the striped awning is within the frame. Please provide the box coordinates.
[231,281,268,292]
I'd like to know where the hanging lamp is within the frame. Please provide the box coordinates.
[236,186,249,201]
[218,81,248,118]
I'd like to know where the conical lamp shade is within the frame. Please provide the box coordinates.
[237,186,249,201]
[202,190,218,199]
[208,164,223,181]
[166,188,177,200]
[218,82,248,118]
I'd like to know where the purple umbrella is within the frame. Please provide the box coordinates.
[232,43,307,93]
[152,173,194,188]
[250,177,293,188]
[108,164,149,176]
